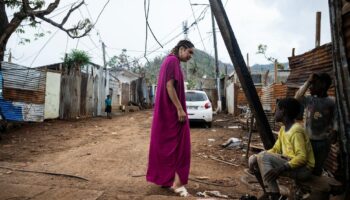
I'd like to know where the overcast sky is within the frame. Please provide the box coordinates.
[5,0,331,67]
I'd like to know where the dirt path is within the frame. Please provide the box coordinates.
[0,111,261,199]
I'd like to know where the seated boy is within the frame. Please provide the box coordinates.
[248,98,315,200]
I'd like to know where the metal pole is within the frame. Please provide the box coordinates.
[102,42,107,86]
[212,11,221,112]
[209,0,275,149]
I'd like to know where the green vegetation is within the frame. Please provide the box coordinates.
[143,49,233,85]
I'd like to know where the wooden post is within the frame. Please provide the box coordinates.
[209,0,275,149]
[247,53,250,73]
[316,11,321,47]
[292,48,295,57]
[274,60,278,84]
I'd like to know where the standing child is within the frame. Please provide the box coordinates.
[248,98,315,200]
[295,73,337,176]
[105,95,112,119]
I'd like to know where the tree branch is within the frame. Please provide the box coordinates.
[61,1,84,26]
[31,0,91,39]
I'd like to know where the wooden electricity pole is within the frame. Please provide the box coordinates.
[209,0,275,149]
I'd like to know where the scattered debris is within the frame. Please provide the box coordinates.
[196,190,229,199]
[0,166,88,181]
[215,119,229,122]
[209,155,239,167]
[227,126,240,129]
[189,177,237,187]
[211,129,217,132]
[131,174,145,177]
[221,137,242,149]
[195,176,210,180]
[208,138,215,142]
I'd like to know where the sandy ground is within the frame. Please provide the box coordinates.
[0,110,262,200]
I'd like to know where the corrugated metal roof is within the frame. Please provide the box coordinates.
[0,62,46,122]
[1,62,46,104]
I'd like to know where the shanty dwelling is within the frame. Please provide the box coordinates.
[0,62,46,122]
[129,76,149,108]
[110,68,139,111]
[37,62,111,119]
[108,71,122,113]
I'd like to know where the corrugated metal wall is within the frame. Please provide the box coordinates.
[287,43,334,95]
[237,86,262,106]
[0,62,46,122]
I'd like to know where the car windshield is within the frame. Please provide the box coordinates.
[186,92,208,101]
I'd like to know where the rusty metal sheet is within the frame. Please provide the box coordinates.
[287,43,333,88]
[1,62,46,104]
[0,62,46,122]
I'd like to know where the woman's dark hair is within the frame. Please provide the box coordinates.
[171,40,194,56]
[277,98,301,120]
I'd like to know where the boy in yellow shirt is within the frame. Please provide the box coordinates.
[248,98,315,200]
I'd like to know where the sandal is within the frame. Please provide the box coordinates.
[172,186,189,197]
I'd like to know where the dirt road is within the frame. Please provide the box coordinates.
[0,111,260,199]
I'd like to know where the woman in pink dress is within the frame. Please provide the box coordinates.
[146,40,194,197]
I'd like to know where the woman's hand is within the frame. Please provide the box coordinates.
[177,108,187,122]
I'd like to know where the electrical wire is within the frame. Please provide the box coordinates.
[188,0,207,52]
[30,29,60,67]
[143,0,163,50]
[93,0,110,27]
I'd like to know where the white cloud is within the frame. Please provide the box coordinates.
[4,0,331,67]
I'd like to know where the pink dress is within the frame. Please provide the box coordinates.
[146,54,191,186]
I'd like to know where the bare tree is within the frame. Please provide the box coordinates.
[0,0,92,64]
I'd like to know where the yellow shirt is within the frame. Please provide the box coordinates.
[268,123,315,169]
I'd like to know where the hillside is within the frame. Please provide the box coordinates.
[143,49,234,84]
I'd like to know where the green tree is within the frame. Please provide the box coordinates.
[64,49,91,74]
[107,49,131,69]
[0,0,92,63]
[256,44,284,70]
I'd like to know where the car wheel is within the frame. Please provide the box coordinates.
[206,122,212,128]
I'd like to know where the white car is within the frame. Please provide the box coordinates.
[185,90,213,127]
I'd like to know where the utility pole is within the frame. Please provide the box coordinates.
[102,42,107,86]
[211,10,221,112]
[183,21,189,40]
[209,0,275,149]
[183,20,189,82]
[190,3,221,107]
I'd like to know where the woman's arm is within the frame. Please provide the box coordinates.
[166,79,186,122]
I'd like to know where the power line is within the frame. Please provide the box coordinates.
[48,2,78,19]
[78,8,100,51]
[225,0,229,7]
[93,0,110,27]
[143,0,163,51]
[188,0,207,51]
[30,29,60,67]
